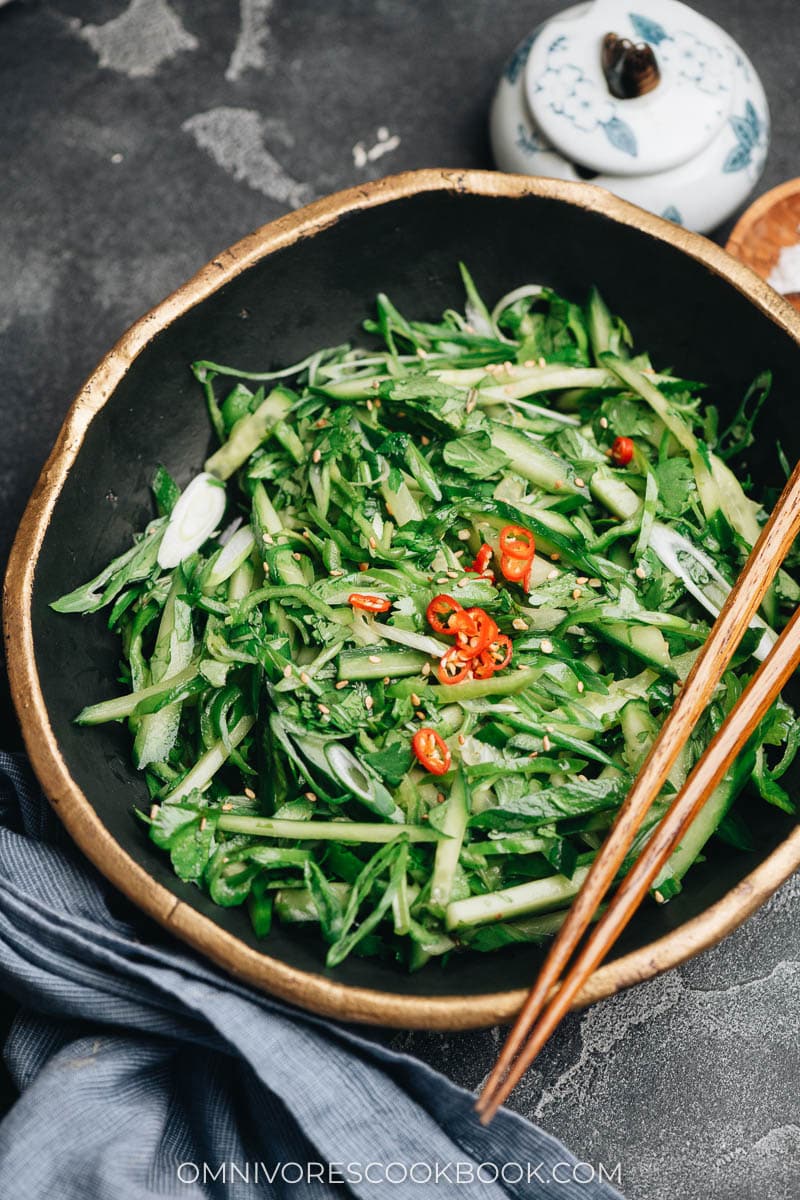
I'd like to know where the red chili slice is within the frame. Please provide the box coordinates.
[412,728,452,775]
[610,436,634,467]
[426,594,476,638]
[472,652,496,680]
[437,646,473,685]
[456,607,498,657]
[466,542,493,574]
[348,593,392,613]
[500,553,533,590]
[485,634,513,671]
[499,525,536,560]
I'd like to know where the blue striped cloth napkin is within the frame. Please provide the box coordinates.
[0,751,623,1199]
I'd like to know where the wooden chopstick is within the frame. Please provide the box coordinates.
[476,457,800,1121]
[478,599,800,1120]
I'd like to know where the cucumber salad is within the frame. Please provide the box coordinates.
[54,267,799,971]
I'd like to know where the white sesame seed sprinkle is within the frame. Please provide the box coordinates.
[368,654,382,664]
[577,681,585,693]
[457,528,471,541]
[311,448,321,463]
[300,672,311,685]
[410,692,421,706]
[421,662,432,676]
[318,703,330,714]
[335,679,349,689]
[365,695,374,711]
[542,735,552,752]
[283,664,292,678]
[512,617,528,630]
[572,588,582,600]
[244,787,256,799]
[574,477,585,489]
[635,565,646,579]
[540,639,553,654]
[599,416,609,429]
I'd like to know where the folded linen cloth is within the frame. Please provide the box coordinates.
[0,751,623,1200]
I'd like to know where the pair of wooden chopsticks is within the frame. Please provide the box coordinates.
[476,458,800,1123]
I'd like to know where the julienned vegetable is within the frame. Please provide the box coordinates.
[53,268,800,972]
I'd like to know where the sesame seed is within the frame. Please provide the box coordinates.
[374,398,382,408]
[446,569,459,579]
[372,379,381,389]
[417,348,428,359]
[262,532,274,544]
[421,662,432,676]
[516,663,527,670]
[574,477,585,489]
[540,639,553,654]
[305,791,317,803]
[529,750,538,758]
[465,391,477,413]
[599,416,609,429]
[457,528,471,541]
[512,618,528,630]
[282,664,292,678]
[335,679,349,689]
[244,787,256,799]
[454,549,464,559]
[366,398,374,411]
[542,735,552,752]
[653,889,665,904]
[382,676,390,685]
[576,576,588,585]
[589,577,602,588]
[365,696,374,711]
[221,801,233,812]
[410,693,421,706]
[550,552,560,562]
[149,804,159,819]
[330,568,344,577]
[458,733,466,745]
[578,774,588,783]
[311,448,322,463]
[538,357,546,368]
[300,672,311,685]
[635,565,646,579]
[318,703,330,714]
[292,551,302,561]
[421,434,431,446]
[456,578,469,588]
[199,817,207,831]
[547,568,559,580]
[421,812,429,820]
[369,536,377,550]
[545,725,554,733]
[577,681,585,693]
[572,588,582,600]
[415,710,426,720]
[436,792,446,804]
[316,418,328,428]
[368,654,382,664]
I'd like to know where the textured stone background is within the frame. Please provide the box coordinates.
[0,3,798,1197]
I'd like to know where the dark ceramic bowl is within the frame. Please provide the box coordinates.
[6,171,800,1028]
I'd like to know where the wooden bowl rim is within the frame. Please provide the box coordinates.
[5,168,800,1030]
[726,176,800,269]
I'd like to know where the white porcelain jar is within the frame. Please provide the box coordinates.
[490,0,769,233]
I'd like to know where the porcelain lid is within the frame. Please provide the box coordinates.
[525,0,736,177]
